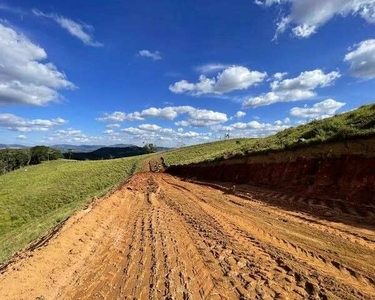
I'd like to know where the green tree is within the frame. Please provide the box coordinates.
[143,143,157,153]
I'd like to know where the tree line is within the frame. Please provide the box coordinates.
[0,146,63,175]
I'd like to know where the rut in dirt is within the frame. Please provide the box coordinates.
[0,172,375,300]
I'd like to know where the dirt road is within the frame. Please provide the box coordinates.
[1,172,375,299]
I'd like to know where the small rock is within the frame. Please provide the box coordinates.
[237,258,247,269]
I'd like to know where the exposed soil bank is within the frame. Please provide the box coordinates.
[167,136,375,205]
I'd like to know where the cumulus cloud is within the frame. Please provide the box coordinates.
[234,111,246,119]
[211,118,291,138]
[118,124,211,145]
[291,24,317,38]
[101,115,294,146]
[32,9,103,47]
[0,113,67,132]
[256,0,375,39]
[272,72,288,80]
[17,135,27,140]
[169,66,267,96]
[139,124,162,131]
[229,111,247,120]
[46,125,209,146]
[289,99,345,119]
[138,50,162,60]
[243,69,341,108]
[344,39,375,79]
[97,106,228,127]
[46,128,100,143]
[0,24,75,106]
[183,109,228,127]
[106,123,121,129]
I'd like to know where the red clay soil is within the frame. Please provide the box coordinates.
[1,172,375,299]
[167,137,375,206]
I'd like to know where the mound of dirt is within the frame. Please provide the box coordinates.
[167,136,375,206]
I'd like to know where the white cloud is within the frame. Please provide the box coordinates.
[186,109,227,125]
[169,77,214,96]
[140,106,189,120]
[212,118,291,138]
[97,111,132,122]
[271,69,340,91]
[257,0,375,39]
[289,99,345,119]
[120,124,210,145]
[174,120,190,127]
[273,16,291,40]
[243,69,341,108]
[46,128,98,143]
[229,111,246,121]
[17,135,26,140]
[32,9,103,47]
[234,111,246,119]
[344,39,375,79]
[194,63,229,74]
[138,50,162,60]
[292,24,317,38]
[0,24,75,106]
[169,65,267,96]
[139,124,162,131]
[106,123,121,129]
[0,113,67,132]
[97,105,228,127]
[272,72,288,80]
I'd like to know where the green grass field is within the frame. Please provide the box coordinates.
[1,103,374,264]
[0,155,150,263]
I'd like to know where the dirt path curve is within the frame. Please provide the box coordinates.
[1,172,375,299]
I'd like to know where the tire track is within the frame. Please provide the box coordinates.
[162,176,375,299]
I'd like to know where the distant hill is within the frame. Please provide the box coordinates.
[156,146,173,152]
[53,144,134,153]
[0,144,172,152]
[0,144,27,149]
[64,146,150,160]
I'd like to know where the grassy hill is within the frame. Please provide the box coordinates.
[0,155,151,263]
[64,146,150,160]
[163,103,375,166]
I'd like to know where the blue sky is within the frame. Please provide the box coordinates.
[0,0,375,147]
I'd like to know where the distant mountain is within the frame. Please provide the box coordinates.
[0,143,172,152]
[63,146,150,160]
[156,146,173,152]
[111,144,135,148]
[53,144,134,153]
[0,144,27,149]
